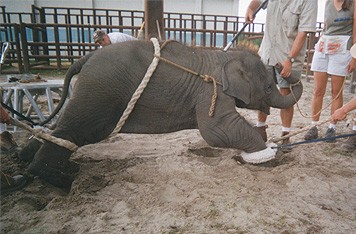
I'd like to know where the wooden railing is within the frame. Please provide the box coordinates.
[1,5,332,90]
[0,5,266,72]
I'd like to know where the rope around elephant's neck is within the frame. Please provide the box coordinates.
[152,53,222,117]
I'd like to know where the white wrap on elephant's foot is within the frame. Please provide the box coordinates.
[240,143,278,164]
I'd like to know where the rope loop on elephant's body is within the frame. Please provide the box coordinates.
[9,38,222,152]
[109,37,162,137]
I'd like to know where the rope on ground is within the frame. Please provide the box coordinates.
[269,116,356,143]
[108,37,161,138]
[269,118,331,143]
[272,76,347,142]
[10,117,79,152]
[272,131,356,149]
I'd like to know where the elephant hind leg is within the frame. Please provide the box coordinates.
[18,138,43,162]
[28,141,79,190]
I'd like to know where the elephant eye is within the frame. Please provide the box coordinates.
[266,84,272,93]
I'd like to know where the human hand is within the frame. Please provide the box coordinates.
[280,59,292,78]
[331,107,347,122]
[1,105,11,124]
[245,9,255,24]
[347,58,356,73]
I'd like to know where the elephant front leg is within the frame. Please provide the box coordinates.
[195,104,277,164]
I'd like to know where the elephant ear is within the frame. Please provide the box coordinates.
[222,59,251,105]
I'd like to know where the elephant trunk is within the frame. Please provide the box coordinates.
[268,80,303,109]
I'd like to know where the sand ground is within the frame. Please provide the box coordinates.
[1,73,356,234]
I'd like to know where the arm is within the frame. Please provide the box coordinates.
[280,31,308,78]
[347,0,356,73]
[0,96,11,124]
[280,0,317,78]
[245,0,261,23]
[332,96,356,122]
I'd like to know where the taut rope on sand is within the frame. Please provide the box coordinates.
[10,117,79,152]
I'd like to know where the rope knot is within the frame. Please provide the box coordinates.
[202,75,214,83]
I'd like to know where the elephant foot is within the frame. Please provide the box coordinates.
[28,141,79,191]
[240,143,277,164]
[28,159,80,191]
[18,138,43,162]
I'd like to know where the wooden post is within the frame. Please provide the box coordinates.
[145,0,165,40]
[20,23,30,71]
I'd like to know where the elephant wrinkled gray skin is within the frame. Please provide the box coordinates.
[19,40,303,189]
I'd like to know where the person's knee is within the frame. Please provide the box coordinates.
[313,86,326,98]
[331,89,343,99]
[279,87,290,96]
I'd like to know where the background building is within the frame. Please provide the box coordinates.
[1,0,240,18]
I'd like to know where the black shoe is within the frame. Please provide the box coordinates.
[325,128,336,143]
[341,134,356,151]
[1,173,27,195]
[304,126,318,140]
[279,131,292,153]
[0,131,21,154]
[281,131,291,145]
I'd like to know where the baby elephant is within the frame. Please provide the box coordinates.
[19,39,302,189]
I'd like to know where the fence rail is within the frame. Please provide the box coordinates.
[1,5,268,73]
[0,5,325,87]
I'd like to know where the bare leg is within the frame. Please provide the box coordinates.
[279,88,294,128]
[311,71,329,122]
[330,75,345,124]
[257,110,268,123]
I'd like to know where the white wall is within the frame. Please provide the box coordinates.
[1,0,239,16]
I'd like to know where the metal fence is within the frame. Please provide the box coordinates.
[0,5,268,73]
[1,4,324,84]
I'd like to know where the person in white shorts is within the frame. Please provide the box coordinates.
[304,0,356,143]
[330,43,356,150]
[93,30,137,47]
[245,0,317,145]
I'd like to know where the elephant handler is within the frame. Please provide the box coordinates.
[93,30,137,48]
[245,0,317,144]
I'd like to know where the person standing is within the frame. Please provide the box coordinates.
[93,30,137,47]
[304,0,356,142]
[246,0,318,144]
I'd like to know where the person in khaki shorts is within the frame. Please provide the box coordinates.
[245,0,317,144]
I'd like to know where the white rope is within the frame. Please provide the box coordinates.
[10,117,79,152]
[11,38,161,151]
[108,37,161,138]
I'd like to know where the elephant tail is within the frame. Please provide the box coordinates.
[39,52,95,126]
